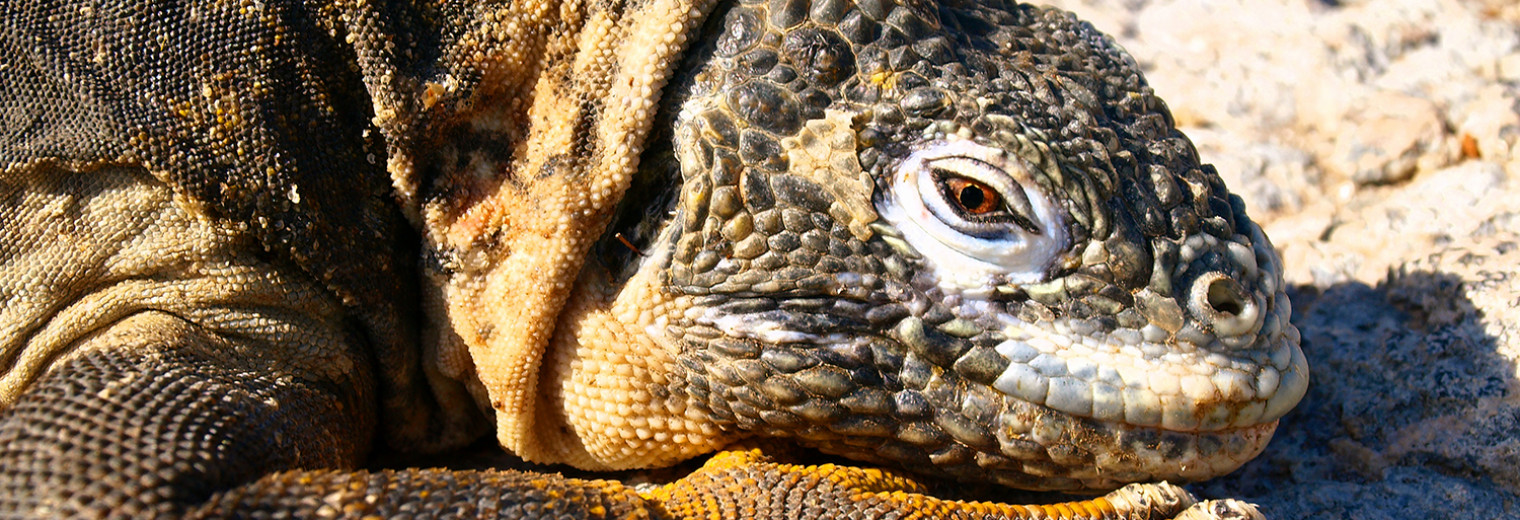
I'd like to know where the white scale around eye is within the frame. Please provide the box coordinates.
[876,139,1068,296]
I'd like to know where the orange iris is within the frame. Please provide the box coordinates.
[945,177,1001,215]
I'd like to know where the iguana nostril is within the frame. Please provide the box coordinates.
[1206,277,1246,317]
[1190,273,1262,338]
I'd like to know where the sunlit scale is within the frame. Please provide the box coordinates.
[989,315,1309,432]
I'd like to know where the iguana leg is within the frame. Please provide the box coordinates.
[0,158,655,518]
[196,470,649,519]
[0,312,361,517]
[0,312,652,519]
[643,447,1263,520]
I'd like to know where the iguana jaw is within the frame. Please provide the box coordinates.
[983,309,1307,434]
[669,291,1300,491]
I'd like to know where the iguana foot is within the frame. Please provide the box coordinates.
[643,446,1263,520]
[194,469,650,519]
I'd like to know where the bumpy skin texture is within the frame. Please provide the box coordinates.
[0,0,1299,518]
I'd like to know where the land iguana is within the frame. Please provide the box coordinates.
[0,0,1307,517]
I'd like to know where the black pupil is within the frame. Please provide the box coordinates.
[958,185,986,210]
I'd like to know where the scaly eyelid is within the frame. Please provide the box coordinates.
[917,152,1043,237]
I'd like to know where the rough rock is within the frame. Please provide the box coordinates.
[1044,0,1520,517]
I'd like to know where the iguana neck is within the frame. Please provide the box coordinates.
[415,0,721,466]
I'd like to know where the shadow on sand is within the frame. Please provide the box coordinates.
[1199,270,1519,518]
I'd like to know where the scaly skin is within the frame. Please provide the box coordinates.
[0,0,1301,518]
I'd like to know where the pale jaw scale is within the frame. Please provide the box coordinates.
[990,317,1309,434]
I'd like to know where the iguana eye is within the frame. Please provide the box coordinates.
[924,159,1044,239]
[878,140,1068,289]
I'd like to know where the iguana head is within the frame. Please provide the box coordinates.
[422,0,1306,494]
